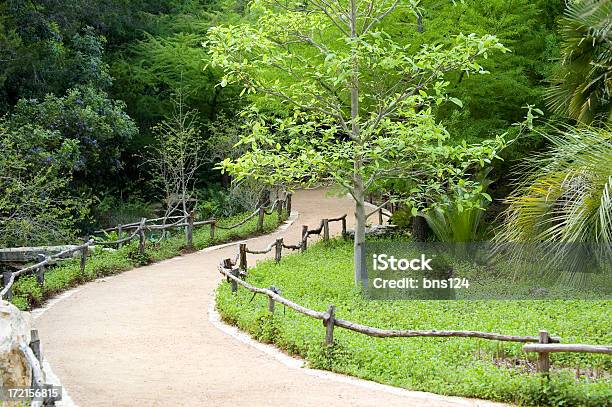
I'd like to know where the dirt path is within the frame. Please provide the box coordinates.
[35,189,503,407]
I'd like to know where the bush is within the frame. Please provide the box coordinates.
[92,195,156,229]
[8,86,138,184]
[0,120,85,247]
[195,187,247,219]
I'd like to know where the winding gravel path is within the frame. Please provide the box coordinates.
[34,189,505,407]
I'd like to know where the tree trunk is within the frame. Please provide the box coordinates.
[221,172,231,188]
[349,0,365,286]
[353,174,367,286]
[182,183,189,242]
[412,215,429,242]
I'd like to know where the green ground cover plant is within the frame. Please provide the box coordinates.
[216,239,611,406]
[10,210,284,311]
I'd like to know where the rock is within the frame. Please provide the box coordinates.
[0,300,32,390]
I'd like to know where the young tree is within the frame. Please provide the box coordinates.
[148,92,204,221]
[207,0,507,284]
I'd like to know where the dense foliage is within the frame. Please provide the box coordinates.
[0,120,85,246]
[8,87,138,184]
[546,0,612,124]
[0,0,576,247]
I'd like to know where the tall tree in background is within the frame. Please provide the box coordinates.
[208,0,507,284]
[546,0,612,124]
[147,92,204,220]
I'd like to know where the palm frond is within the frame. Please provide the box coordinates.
[545,0,612,124]
[497,124,612,244]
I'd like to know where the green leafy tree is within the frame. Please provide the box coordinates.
[0,121,86,247]
[8,87,138,186]
[112,32,233,128]
[403,0,561,142]
[0,13,112,111]
[546,0,612,124]
[207,0,507,283]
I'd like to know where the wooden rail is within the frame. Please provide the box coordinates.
[366,202,393,225]
[1,196,292,301]
[523,341,612,373]
[1,240,94,300]
[219,244,610,374]
[218,262,565,349]
[237,214,347,270]
[94,215,185,233]
[523,344,612,354]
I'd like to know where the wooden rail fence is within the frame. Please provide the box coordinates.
[236,214,347,271]
[1,196,292,301]
[217,211,611,375]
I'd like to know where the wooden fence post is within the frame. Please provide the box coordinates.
[186,211,194,248]
[538,330,550,374]
[277,200,283,223]
[3,271,12,301]
[341,216,347,238]
[323,305,336,346]
[286,193,292,215]
[36,254,45,286]
[275,238,283,263]
[239,243,247,271]
[80,241,87,275]
[378,208,384,225]
[323,219,330,242]
[257,207,265,232]
[210,220,216,240]
[268,290,275,314]
[301,225,308,252]
[30,329,41,363]
[117,224,123,249]
[138,227,146,255]
[224,258,238,293]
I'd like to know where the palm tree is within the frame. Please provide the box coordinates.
[496,125,611,276]
[546,0,612,124]
[498,124,611,244]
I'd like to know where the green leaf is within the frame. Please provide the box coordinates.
[449,97,463,108]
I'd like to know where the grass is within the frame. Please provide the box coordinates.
[10,210,285,310]
[215,239,612,407]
